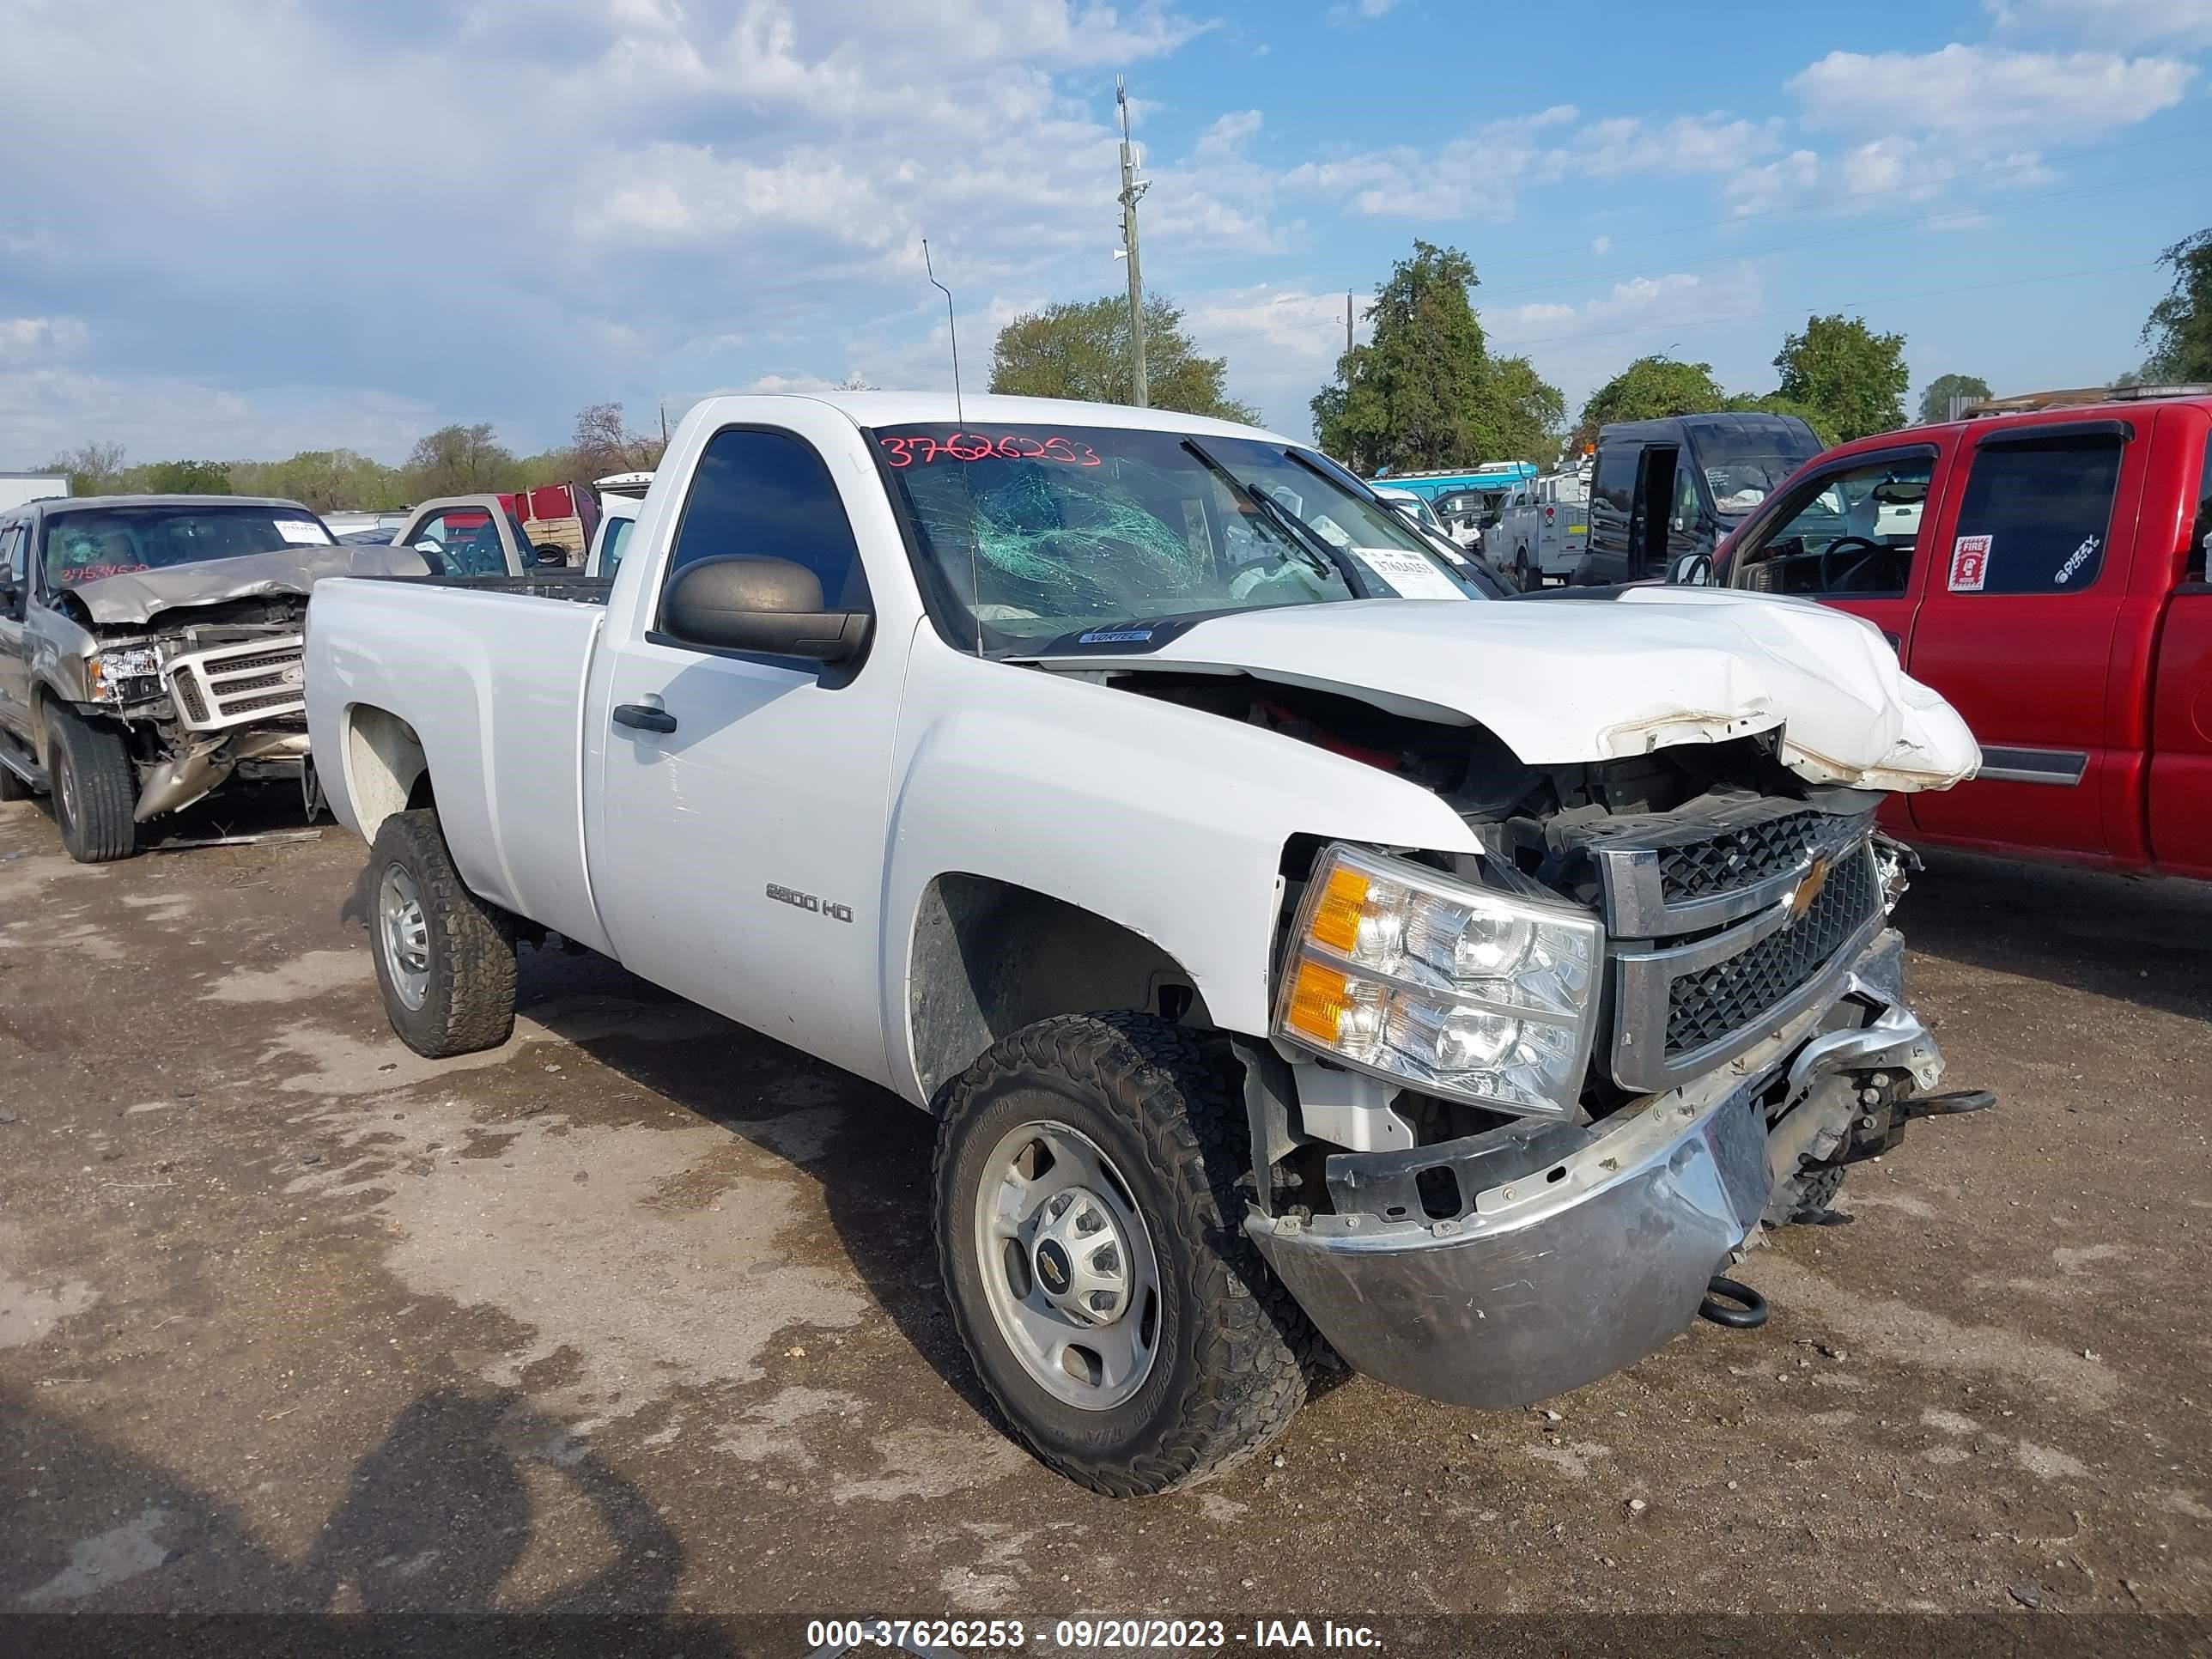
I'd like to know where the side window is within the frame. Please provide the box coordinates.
[1733,453,1933,598]
[602,517,635,576]
[1947,435,2122,595]
[0,526,22,616]
[663,428,866,617]
[1670,462,1702,532]
[2188,428,2211,584]
[1589,444,1639,551]
[411,508,504,575]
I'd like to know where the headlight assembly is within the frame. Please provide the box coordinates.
[1274,843,1600,1120]
[86,644,164,702]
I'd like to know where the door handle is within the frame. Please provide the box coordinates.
[612,703,678,734]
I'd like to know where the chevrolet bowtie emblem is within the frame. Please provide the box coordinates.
[1788,855,1832,919]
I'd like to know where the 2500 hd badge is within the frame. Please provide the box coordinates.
[769,882,854,923]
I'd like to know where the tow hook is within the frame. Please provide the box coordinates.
[1899,1088,1997,1120]
[1698,1275,1769,1329]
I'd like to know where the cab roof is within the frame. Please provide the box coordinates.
[692,389,1298,447]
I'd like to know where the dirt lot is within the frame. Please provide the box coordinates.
[3,787,2209,1632]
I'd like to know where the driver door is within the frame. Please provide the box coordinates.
[1724,442,1948,657]
[0,524,32,745]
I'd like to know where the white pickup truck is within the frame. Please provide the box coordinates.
[304,392,1985,1496]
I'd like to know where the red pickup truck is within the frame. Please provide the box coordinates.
[1712,391,2212,878]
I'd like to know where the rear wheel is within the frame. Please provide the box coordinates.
[46,707,137,862]
[368,808,517,1057]
[0,759,31,802]
[1513,549,1534,591]
[934,1012,1314,1496]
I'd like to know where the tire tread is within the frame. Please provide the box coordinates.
[369,808,517,1057]
[934,1011,1318,1497]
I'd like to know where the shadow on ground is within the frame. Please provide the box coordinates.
[2,1382,701,1625]
[1896,848,2212,1021]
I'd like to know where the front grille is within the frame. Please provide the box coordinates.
[163,635,306,732]
[1664,847,1880,1057]
[1655,810,1854,903]
[172,672,210,724]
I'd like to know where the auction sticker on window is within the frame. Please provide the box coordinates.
[1948,534,1991,592]
[276,519,333,545]
[1354,546,1464,600]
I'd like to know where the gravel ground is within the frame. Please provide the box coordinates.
[2,789,2209,1632]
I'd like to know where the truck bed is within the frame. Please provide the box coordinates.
[374,573,614,604]
[303,575,615,955]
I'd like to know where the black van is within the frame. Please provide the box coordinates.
[1572,412,1822,586]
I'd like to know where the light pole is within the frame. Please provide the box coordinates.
[1115,75,1150,408]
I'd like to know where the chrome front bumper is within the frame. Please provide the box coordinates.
[1246,931,1941,1410]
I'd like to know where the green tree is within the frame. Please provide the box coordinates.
[42,440,128,496]
[230,448,409,511]
[1312,241,1559,472]
[1918,374,1992,424]
[2141,228,2212,382]
[989,294,1259,422]
[1475,355,1566,465]
[1773,313,1909,441]
[141,459,233,494]
[1572,356,1728,450]
[404,422,515,498]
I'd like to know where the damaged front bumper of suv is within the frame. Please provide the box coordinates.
[1246,930,1942,1410]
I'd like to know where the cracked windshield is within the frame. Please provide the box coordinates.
[875,423,1486,653]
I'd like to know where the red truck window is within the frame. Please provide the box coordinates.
[1944,436,2122,594]
[1731,453,1932,599]
[2190,427,2212,583]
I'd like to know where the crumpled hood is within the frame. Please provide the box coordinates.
[1033,588,1981,793]
[71,543,432,626]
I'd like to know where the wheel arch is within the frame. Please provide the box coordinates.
[340,703,430,843]
[905,872,1213,1109]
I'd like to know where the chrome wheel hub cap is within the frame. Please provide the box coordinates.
[378,864,431,1012]
[973,1121,1161,1410]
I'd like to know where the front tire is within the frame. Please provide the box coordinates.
[368,808,517,1058]
[933,1012,1314,1496]
[46,707,137,863]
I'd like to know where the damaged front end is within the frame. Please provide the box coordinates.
[1102,678,1991,1410]
[71,595,313,822]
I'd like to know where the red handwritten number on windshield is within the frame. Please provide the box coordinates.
[878,434,1101,468]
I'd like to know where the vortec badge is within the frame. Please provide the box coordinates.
[1787,855,1832,920]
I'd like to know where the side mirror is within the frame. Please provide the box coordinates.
[662,556,872,664]
[1668,551,1714,586]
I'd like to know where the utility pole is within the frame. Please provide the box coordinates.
[1346,292,1354,362]
[1116,75,1150,408]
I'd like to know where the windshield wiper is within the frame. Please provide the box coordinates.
[1180,438,1373,598]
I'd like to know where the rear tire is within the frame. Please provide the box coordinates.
[0,760,31,802]
[368,808,517,1058]
[46,707,137,862]
[934,1012,1315,1497]
[1513,550,1534,592]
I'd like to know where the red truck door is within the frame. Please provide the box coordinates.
[2147,411,2212,878]
[1904,416,2147,861]
[1719,438,1949,837]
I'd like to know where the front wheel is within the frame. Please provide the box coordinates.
[46,707,137,862]
[368,808,518,1058]
[933,1012,1316,1496]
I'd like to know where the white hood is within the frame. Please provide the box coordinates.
[1034,588,1981,793]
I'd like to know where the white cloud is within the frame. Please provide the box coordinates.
[1985,0,2212,49]
[1590,235,1612,256]
[0,317,88,359]
[1282,106,1769,221]
[1724,149,1820,216]
[0,0,1256,459]
[1328,0,1404,21]
[1788,45,2196,141]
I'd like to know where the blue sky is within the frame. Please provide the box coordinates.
[3,0,2209,466]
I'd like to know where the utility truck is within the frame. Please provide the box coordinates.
[305,393,1986,1495]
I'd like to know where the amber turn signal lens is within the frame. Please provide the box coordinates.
[1308,866,1370,954]
[1285,958,1352,1044]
